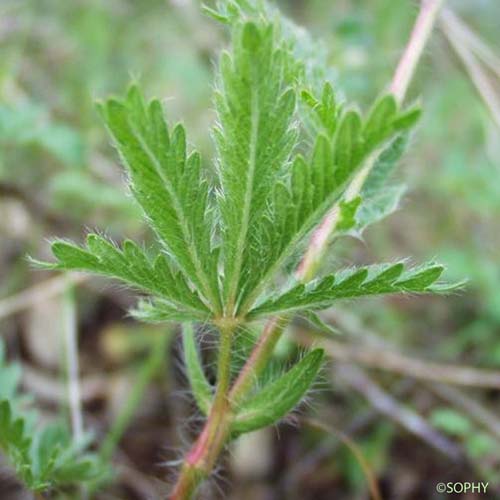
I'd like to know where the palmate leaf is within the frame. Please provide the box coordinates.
[38,235,210,321]
[248,262,458,319]
[97,86,220,311]
[238,95,421,313]
[231,349,324,435]
[215,19,301,311]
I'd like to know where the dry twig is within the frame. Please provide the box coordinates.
[335,363,462,460]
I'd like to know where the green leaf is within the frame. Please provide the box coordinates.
[301,82,339,137]
[334,110,363,184]
[0,346,22,402]
[0,343,103,493]
[215,19,301,311]
[98,86,220,311]
[392,105,421,131]
[354,134,411,231]
[337,196,362,232]
[363,94,398,150]
[231,349,324,434]
[0,400,34,487]
[182,324,213,415]
[31,425,101,487]
[202,0,261,24]
[430,408,471,437]
[237,95,421,314]
[249,262,457,318]
[298,311,341,336]
[356,185,406,230]
[39,235,210,321]
[362,135,409,196]
[131,299,211,324]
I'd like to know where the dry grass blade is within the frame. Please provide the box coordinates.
[0,274,87,322]
[297,334,500,389]
[336,363,463,460]
[441,9,500,131]
[441,8,500,80]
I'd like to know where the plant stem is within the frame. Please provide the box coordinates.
[170,324,234,500]
[229,316,288,404]
[62,277,84,444]
[440,8,500,81]
[61,276,88,500]
[390,0,445,103]
[172,1,445,497]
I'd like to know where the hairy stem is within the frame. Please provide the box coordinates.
[390,0,445,103]
[170,324,234,499]
[229,316,288,404]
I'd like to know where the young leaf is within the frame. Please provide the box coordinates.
[215,19,300,311]
[337,196,362,232]
[231,349,324,435]
[248,262,458,318]
[182,324,213,416]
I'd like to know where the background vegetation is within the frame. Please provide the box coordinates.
[1,0,499,498]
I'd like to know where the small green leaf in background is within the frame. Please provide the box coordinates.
[0,342,103,493]
[430,408,471,437]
